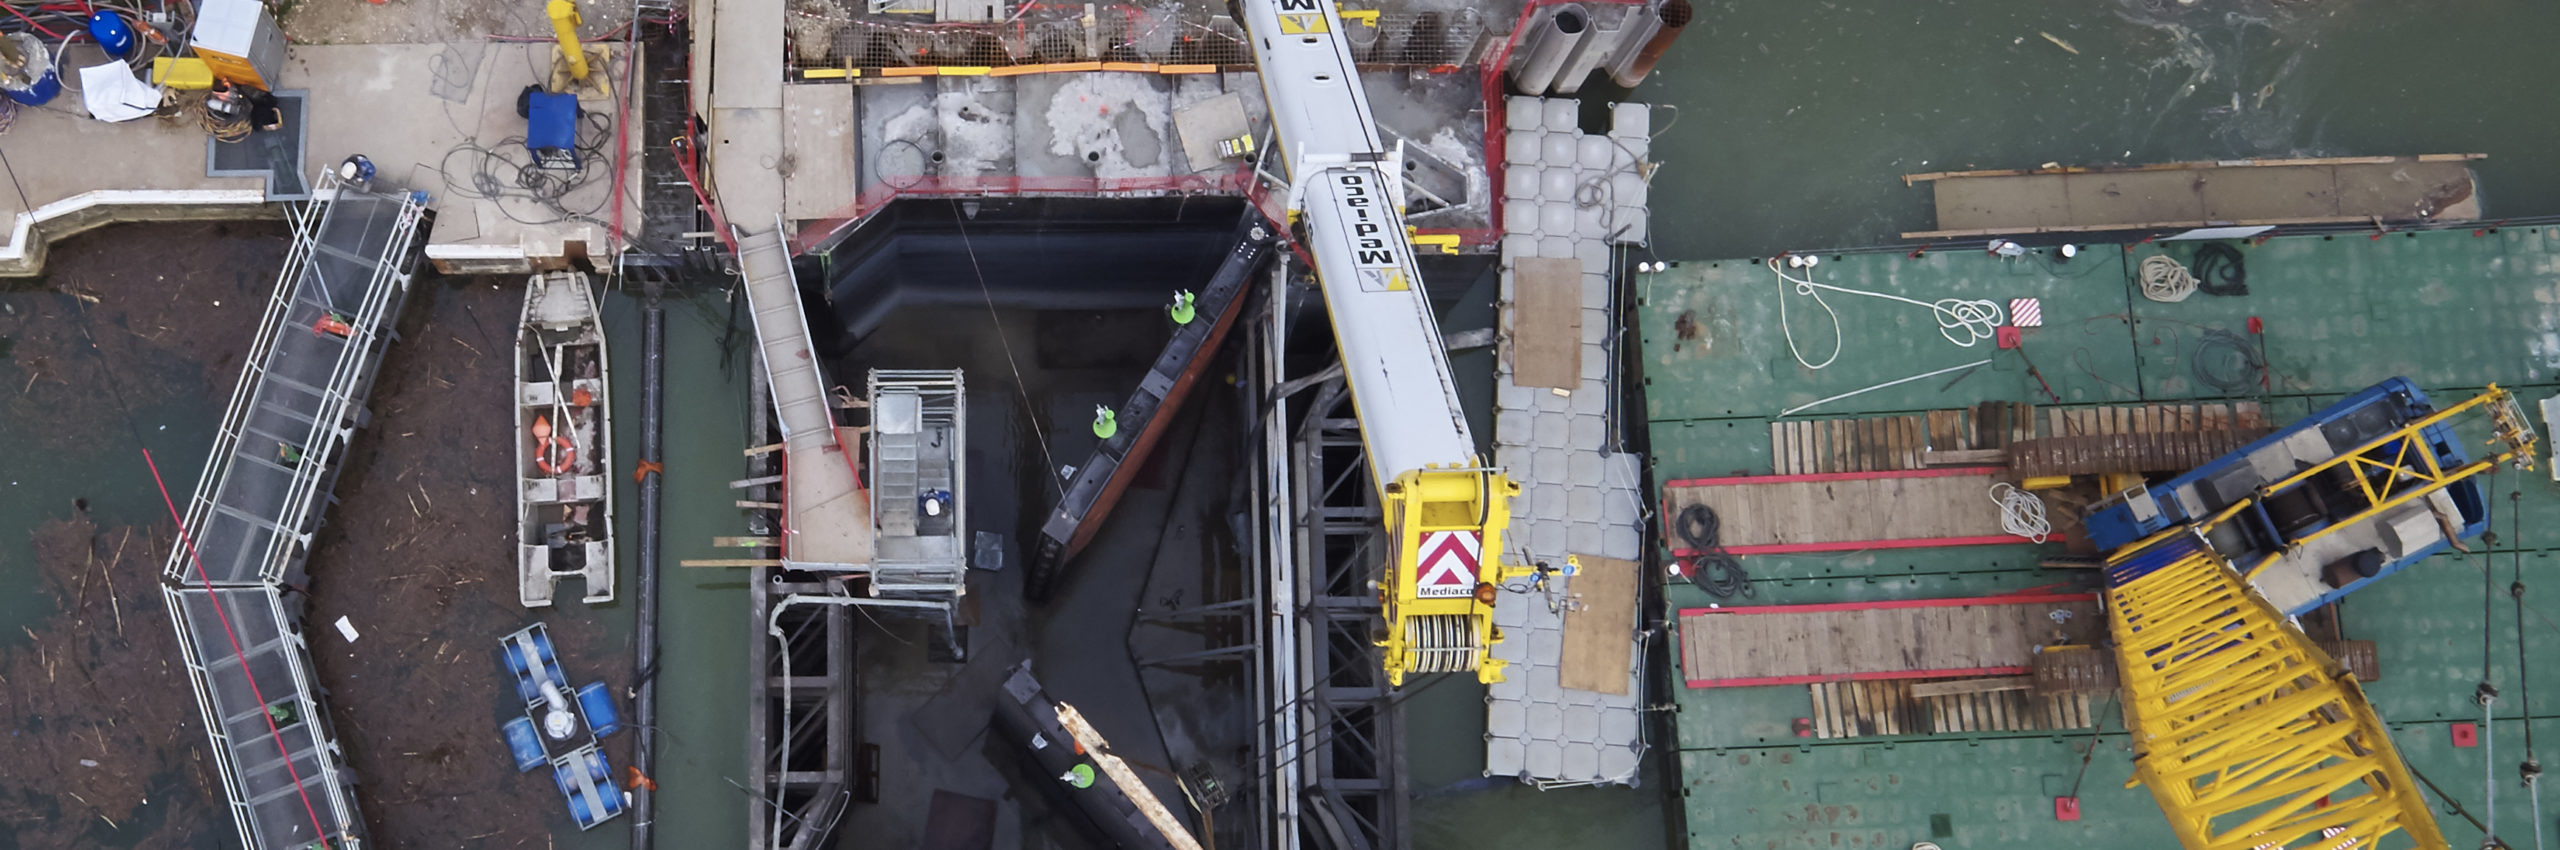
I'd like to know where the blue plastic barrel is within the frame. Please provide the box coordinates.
[500,717,546,772]
[575,683,621,738]
[89,12,134,58]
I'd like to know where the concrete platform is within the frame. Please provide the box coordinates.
[0,42,642,277]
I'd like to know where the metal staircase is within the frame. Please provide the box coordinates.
[2104,531,2444,850]
[735,218,873,568]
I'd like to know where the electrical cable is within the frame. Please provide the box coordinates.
[1768,257,2004,371]
[2192,328,2265,396]
[1990,481,2050,543]
[2190,242,2248,296]
[1674,504,1751,599]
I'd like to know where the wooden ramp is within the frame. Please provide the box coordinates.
[1903,154,2483,238]
[1663,468,2017,555]
[736,223,874,568]
[1806,678,2099,739]
[1677,591,2101,688]
[1558,555,1640,695]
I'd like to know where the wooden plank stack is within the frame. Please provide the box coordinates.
[1807,678,2100,739]
[1769,401,2036,475]
[1770,401,2271,477]
[2009,402,2273,478]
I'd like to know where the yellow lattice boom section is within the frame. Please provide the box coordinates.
[2105,532,2447,850]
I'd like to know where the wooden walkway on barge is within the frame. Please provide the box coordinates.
[1677,591,2101,689]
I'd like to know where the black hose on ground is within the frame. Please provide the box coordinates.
[1675,504,1752,599]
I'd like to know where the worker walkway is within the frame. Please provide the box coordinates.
[1677,590,2100,689]
[1644,226,2560,848]
[159,173,427,850]
[735,222,874,568]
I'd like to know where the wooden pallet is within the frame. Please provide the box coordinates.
[1769,402,2036,475]
[1771,401,2271,477]
[1808,678,2099,739]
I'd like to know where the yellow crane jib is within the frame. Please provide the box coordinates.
[1378,465,1519,686]
[2102,531,2445,850]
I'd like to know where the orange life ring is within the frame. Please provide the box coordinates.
[531,415,576,475]
[535,436,575,475]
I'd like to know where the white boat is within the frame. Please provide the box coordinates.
[516,271,615,606]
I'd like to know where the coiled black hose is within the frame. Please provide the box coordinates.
[1676,504,1752,599]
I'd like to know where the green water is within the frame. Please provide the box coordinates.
[1635,0,2560,259]
[603,288,755,850]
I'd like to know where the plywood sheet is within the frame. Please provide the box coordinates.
[1677,593,2101,688]
[1508,258,1583,389]
[1663,468,2012,554]
[1560,555,1639,695]
[783,83,861,221]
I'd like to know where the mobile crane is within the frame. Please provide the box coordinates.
[1241,0,1520,686]
[2097,381,2536,850]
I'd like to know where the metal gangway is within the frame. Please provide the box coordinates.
[735,219,875,569]
[160,172,430,850]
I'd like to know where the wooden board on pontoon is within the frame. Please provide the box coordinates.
[1662,468,2012,554]
[1678,593,2100,688]
[1559,555,1639,695]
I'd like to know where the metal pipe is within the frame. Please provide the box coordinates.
[630,279,664,850]
[1506,4,1586,96]
[1550,4,1626,96]
[1607,0,1690,88]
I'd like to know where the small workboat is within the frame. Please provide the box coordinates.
[517,271,615,607]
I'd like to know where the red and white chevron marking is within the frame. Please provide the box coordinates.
[1414,530,1481,598]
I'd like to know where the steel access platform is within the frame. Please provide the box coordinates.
[160,172,430,850]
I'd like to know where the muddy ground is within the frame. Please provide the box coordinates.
[0,223,626,848]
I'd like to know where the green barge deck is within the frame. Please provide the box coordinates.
[1640,226,2560,849]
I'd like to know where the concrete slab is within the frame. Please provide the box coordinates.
[783,83,861,221]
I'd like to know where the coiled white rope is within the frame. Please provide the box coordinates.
[1769,258,2004,371]
[1990,482,2051,543]
[2138,254,2198,303]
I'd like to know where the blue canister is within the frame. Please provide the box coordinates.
[500,717,547,772]
[575,682,621,738]
[89,12,135,58]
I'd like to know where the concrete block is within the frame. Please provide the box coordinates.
[1490,673,1526,703]
[1542,98,1578,132]
[1609,101,1650,139]
[1567,522,1607,557]
[1539,235,1577,259]
[1598,744,1640,780]
[1581,348,1609,380]
[1528,518,1566,557]
[1488,700,1527,738]
[1494,595,1531,629]
[1508,96,1547,131]
[1495,409,1535,442]
[1560,743,1601,780]
[1540,133,1578,166]
[1524,653,1562,699]
[1498,380,1537,412]
[1525,740,1562,779]
[1568,485,1602,523]
[1486,738,1528,778]
[1504,164,1542,199]
[1506,130,1544,166]
[1495,445,1532,476]
[1503,234,1539,263]
[1583,313,1608,345]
